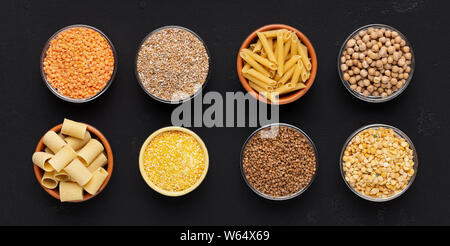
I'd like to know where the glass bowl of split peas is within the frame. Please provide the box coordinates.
[339,124,418,202]
[40,24,118,103]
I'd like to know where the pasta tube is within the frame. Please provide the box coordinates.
[245,69,277,86]
[87,153,108,173]
[278,65,296,85]
[41,171,58,189]
[240,51,271,77]
[43,131,66,153]
[65,131,91,150]
[59,182,83,202]
[284,55,301,72]
[243,73,274,91]
[291,61,302,85]
[253,39,262,52]
[276,31,284,77]
[297,42,312,71]
[54,169,70,182]
[256,32,276,63]
[32,152,55,172]
[48,145,77,172]
[242,63,251,74]
[242,49,277,70]
[262,29,288,38]
[64,158,93,186]
[77,139,104,166]
[84,167,108,195]
[61,118,87,139]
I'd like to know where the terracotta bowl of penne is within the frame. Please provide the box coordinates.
[33,122,113,202]
[237,24,317,104]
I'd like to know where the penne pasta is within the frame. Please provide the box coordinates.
[284,39,291,58]
[253,39,262,52]
[245,69,277,86]
[291,61,302,85]
[284,55,301,72]
[59,181,83,202]
[43,131,66,153]
[41,171,58,189]
[84,167,108,195]
[243,73,274,91]
[44,147,54,155]
[262,29,288,38]
[242,63,251,74]
[240,28,311,99]
[297,42,312,71]
[256,32,276,63]
[242,49,277,70]
[240,51,271,77]
[32,152,55,172]
[77,139,104,166]
[278,65,296,85]
[64,158,93,186]
[276,31,284,77]
[61,118,87,139]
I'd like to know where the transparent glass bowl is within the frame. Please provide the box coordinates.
[40,24,118,103]
[339,124,418,202]
[240,123,319,201]
[337,24,415,103]
[134,25,211,104]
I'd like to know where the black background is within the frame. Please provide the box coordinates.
[0,0,448,226]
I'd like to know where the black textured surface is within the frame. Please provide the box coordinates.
[0,0,449,226]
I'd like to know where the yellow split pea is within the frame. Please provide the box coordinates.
[342,127,415,199]
[143,130,205,192]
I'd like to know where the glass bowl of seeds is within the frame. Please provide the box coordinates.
[40,24,118,103]
[135,26,211,104]
[339,124,418,202]
[240,123,319,201]
[337,24,415,103]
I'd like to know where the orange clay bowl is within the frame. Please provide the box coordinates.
[237,24,318,105]
[33,123,113,202]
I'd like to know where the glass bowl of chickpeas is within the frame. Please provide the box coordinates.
[339,124,418,202]
[40,24,118,103]
[337,24,415,103]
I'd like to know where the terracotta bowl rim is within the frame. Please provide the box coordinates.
[237,24,318,105]
[33,123,114,202]
[138,126,209,197]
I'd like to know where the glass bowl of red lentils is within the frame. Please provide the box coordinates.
[340,124,418,202]
[240,123,319,201]
[40,24,118,103]
[337,24,415,103]
[134,26,211,104]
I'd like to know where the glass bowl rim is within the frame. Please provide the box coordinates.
[339,123,419,202]
[337,23,415,103]
[134,25,212,104]
[40,24,118,103]
[240,123,319,201]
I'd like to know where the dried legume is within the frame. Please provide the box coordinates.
[136,27,209,101]
[242,125,317,198]
[340,27,412,99]
[342,127,415,199]
[43,27,115,99]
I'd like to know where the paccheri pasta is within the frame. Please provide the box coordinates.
[240,29,311,101]
[32,119,109,202]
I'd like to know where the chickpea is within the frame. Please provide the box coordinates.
[341,64,348,71]
[343,73,350,81]
[349,77,356,84]
[347,39,356,47]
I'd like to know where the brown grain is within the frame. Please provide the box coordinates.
[242,125,317,198]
